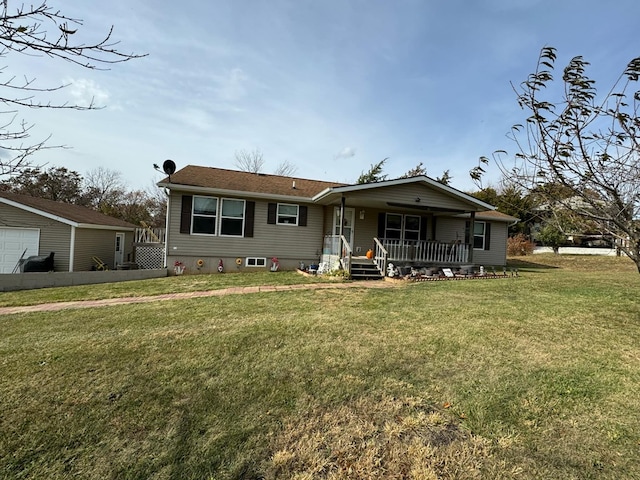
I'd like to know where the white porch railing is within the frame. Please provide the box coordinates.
[373,237,388,276]
[135,226,166,244]
[321,234,353,273]
[323,235,471,269]
[134,226,166,269]
[381,238,471,264]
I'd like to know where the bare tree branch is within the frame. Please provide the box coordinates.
[479,47,640,273]
[0,2,146,176]
[274,160,297,177]
[234,148,265,173]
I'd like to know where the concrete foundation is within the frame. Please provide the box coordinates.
[0,269,168,292]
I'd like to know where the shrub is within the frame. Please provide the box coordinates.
[507,233,535,256]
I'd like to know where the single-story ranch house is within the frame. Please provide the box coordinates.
[0,191,136,273]
[159,165,517,278]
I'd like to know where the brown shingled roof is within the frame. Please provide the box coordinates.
[0,191,137,229]
[160,165,347,198]
[476,210,519,221]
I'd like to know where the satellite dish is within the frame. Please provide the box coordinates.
[162,159,176,175]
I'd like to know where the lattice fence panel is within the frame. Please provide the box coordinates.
[135,245,165,269]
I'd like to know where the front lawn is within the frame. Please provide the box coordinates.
[1,254,639,479]
[0,270,333,308]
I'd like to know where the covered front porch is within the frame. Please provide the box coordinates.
[313,176,493,278]
[321,235,472,277]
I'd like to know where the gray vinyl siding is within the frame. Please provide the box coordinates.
[0,203,72,271]
[74,229,135,271]
[436,217,508,266]
[474,221,508,266]
[168,192,324,263]
[343,184,475,211]
[432,217,466,244]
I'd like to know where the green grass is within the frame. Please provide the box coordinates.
[0,270,334,307]
[1,254,640,479]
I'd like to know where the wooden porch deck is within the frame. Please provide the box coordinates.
[322,235,477,280]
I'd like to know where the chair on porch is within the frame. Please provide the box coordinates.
[447,240,461,263]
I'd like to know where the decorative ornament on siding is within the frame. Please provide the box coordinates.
[270,257,280,272]
[174,260,185,275]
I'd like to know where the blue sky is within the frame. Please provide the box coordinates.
[9,0,640,192]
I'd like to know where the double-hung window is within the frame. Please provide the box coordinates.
[384,214,403,239]
[190,196,245,236]
[404,215,421,241]
[385,213,421,241]
[277,203,299,225]
[220,198,245,236]
[192,196,218,234]
[473,221,486,249]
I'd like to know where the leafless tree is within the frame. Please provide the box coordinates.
[0,2,145,175]
[274,160,297,177]
[234,148,265,173]
[83,167,126,208]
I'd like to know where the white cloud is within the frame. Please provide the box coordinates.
[63,78,110,109]
[335,146,356,159]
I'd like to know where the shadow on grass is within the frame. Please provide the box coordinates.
[507,258,560,270]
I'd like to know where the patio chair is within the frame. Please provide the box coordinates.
[92,256,109,271]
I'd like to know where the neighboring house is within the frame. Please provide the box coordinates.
[0,191,136,273]
[159,165,517,277]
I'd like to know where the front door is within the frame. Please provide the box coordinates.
[334,207,355,250]
[114,233,125,267]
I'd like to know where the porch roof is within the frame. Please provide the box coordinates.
[312,175,496,212]
[456,210,520,223]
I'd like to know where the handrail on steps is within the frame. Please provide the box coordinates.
[373,237,388,276]
[340,235,352,274]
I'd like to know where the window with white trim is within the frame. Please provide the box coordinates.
[220,198,245,236]
[246,257,267,267]
[404,215,421,241]
[385,213,421,241]
[192,196,218,235]
[473,221,486,249]
[385,214,402,239]
[277,203,299,225]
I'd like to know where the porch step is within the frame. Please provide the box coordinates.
[350,259,384,281]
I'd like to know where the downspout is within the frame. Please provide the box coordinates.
[469,211,475,264]
[69,225,76,272]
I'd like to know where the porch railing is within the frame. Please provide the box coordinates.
[321,234,353,273]
[135,226,166,244]
[379,238,471,264]
[373,237,388,275]
[340,235,352,273]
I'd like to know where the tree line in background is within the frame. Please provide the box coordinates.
[474,47,640,272]
[0,166,166,227]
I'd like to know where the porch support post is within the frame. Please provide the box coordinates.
[469,211,475,264]
[339,196,346,238]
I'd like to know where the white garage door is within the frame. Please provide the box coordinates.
[0,227,40,273]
